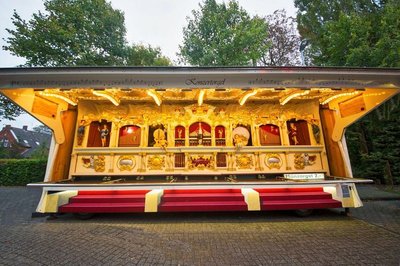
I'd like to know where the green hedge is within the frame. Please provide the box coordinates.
[0,159,47,186]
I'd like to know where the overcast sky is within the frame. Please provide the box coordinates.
[0,0,297,129]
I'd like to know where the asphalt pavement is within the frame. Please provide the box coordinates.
[0,185,399,265]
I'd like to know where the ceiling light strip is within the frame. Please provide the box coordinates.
[92,90,120,106]
[239,90,258,106]
[39,91,77,106]
[198,89,206,106]
[320,91,360,105]
[146,89,162,106]
[279,90,310,105]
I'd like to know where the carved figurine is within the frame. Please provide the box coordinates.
[77,120,88,146]
[153,128,167,147]
[311,120,321,144]
[218,129,223,139]
[98,124,109,147]
[233,134,248,148]
[197,122,203,145]
[288,123,299,145]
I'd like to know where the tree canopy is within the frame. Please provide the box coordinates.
[3,0,171,67]
[295,0,400,184]
[295,0,399,67]
[1,0,171,121]
[178,0,269,66]
[259,9,301,66]
[4,0,127,66]
[0,96,22,122]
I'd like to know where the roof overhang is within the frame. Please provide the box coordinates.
[0,66,399,89]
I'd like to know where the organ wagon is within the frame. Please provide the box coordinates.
[0,67,398,216]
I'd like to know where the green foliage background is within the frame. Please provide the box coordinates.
[295,0,400,184]
[0,159,47,186]
[178,0,269,66]
[1,0,171,122]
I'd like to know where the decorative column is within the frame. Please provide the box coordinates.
[167,123,172,148]
[165,152,174,172]
[138,152,147,172]
[184,152,189,171]
[140,125,145,147]
[213,152,217,170]
[109,153,115,173]
[185,127,190,146]
[251,123,257,146]
[211,126,216,146]
[284,151,291,170]
[228,152,235,171]
[254,152,263,171]
[227,123,233,146]
[254,125,260,146]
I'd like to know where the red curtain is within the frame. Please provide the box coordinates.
[175,125,185,138]
[259,124,281,145]
[189,122,211,136]
[119,125,141,147]
[215,125,225,138]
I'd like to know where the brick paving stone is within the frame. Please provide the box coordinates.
[0,187,400,265]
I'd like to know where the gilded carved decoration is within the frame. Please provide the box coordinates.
[117,156,136,171]
[153,128,167,147]
[188,155,214,170]
[236,154,253,169]
[78,101,320,135]
[265,153,283,169]
[82,155,106,172]
[232,126,250,147]
[147,155,165,170]
[294,153,317,170]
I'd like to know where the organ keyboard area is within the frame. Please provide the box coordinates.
[69,100,329,182]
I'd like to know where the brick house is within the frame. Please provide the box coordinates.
[0,125,51,158]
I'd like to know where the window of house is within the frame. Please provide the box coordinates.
[3,139,9,147]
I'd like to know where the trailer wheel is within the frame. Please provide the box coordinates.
[294,209,313,217]
[73,213,95,220]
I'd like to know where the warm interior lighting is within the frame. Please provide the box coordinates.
[239,90,258,106]
[198,89,206,106]
[93,90,120,106]
[320,91,360,105]
[39,90,77,106]
[279,90,310,105]
[146,89,162,106]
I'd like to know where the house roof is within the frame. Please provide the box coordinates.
[1,126,51,157]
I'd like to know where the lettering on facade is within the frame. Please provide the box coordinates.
[10,78,163,87]
[185,78,226,86]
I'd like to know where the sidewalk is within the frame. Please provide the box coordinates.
[356,184,400,201]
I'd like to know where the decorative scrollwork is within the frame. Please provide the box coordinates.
[82,155,105,172]
[117,156,136,171]
[294,153,317,170]
[265,153,283,169]
[147,155,165,170]
[236,154,253,169]
[188,155,214,170]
